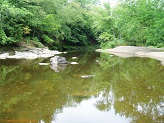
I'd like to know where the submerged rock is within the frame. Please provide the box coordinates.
[72,57,77,59]
[81,75,94,78]
[70,62,78,65]
[39,63,50,65]
[95,60,99,63]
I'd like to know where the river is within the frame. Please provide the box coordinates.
[0,51,163,123]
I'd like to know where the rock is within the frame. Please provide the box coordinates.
[29,48,42,54]
[25,53,38,59]
[19,48,29,52]
[38,54,54,58]
[39,63,50,65]
[70,62,78,65]
[51,50,62,55]
[15,52,38,59]
[81,75,94,78]
[0,48,62,59]
[50,56,68,64]
[0,53,9,59]
[42,48,52,54]
[96,60,99,63]
[72,57,77,59]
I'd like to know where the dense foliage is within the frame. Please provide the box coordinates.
[0,0,163,49]
[113,0,164,47]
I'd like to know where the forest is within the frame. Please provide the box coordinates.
[0,0,164,50]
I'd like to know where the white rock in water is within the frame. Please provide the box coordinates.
[0,48,63,59]
[50,56,68,64]
[29,48,41,54]
[72,57,77,59]
[50,56,60,62]
[0,53,9,59]
[7,55,16,59]
[70,62,78,65]
[38,54,54,58]
[96,60,99,63]
[20,52,38,59]
[8,55,26,59]
[12,51,39,59]
[51,50,62,55]
[42,49,52,54]
[39,63,50,65]
[81,75,94,78]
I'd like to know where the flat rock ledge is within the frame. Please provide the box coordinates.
[96,46,164,66]
[0,48,63,59]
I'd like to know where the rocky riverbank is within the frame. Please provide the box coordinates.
[0,47,64,59]
[96,46,164,65]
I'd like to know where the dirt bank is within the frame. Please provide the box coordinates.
[96,46,164,66]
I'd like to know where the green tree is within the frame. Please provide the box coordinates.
[58,1,97,49]
[113,0,164,46]
[0,1,32,44]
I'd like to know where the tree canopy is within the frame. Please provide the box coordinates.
[0,0,163,50]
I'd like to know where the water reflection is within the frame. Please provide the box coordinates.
[0,51,163,123]
[93,53,164,123]
[54,95,131,123]
[50,64,67,72]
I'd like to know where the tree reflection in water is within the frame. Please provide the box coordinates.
[93,53,164,123]
[0,52,163,123]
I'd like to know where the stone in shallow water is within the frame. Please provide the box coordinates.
[70,62,78,65]
[96,60,99,63]
[72,57,77,59]
[39,63,50,65]
[50,56,68,64]
[38,54,54,58]
[81,75,94,78]
[51,51,62,55]
[12,51,39,59]
[0,48,63,59]
[0,53,9,59]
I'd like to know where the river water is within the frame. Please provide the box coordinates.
[0,51,164,123]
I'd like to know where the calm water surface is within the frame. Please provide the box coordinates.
[0,51,164,123]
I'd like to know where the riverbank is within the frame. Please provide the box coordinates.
[96,46,164,65]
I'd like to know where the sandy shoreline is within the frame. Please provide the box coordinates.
[96,46,164,66]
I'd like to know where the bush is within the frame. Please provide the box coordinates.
[41,34,54,44]
[100,38,126,49]
[157,43,164,48]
